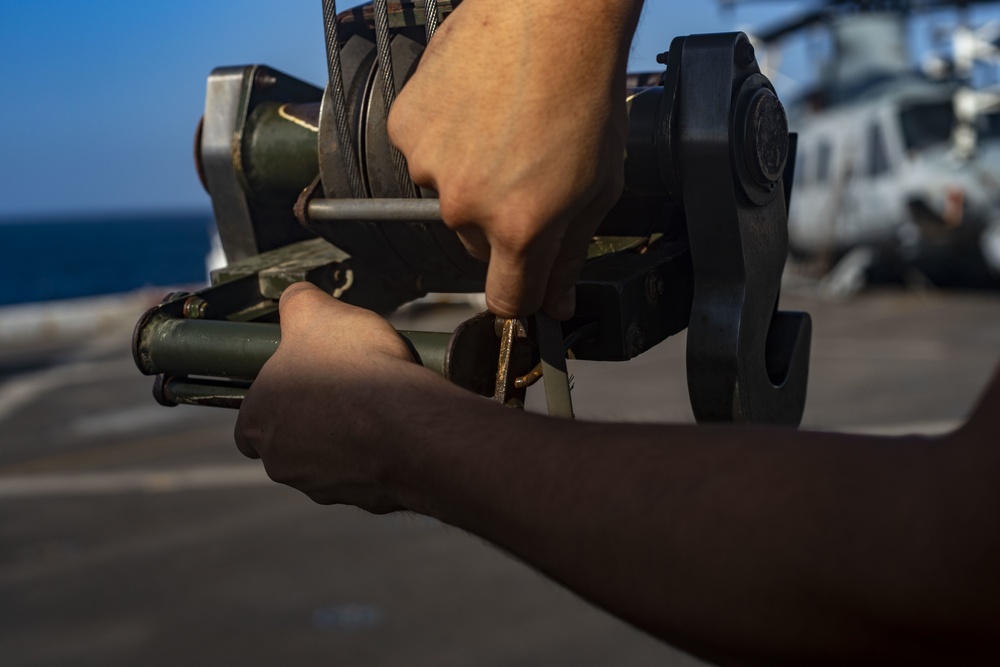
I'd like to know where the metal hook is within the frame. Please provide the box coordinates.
[673,33,811,425]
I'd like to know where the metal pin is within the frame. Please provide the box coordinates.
[493,318,521,408]
[308,198,442,221]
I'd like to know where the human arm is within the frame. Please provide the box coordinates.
[387,0,645,319]
[236,283,1000,666]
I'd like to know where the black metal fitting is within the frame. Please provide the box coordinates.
[735,39,756,67]
[744,88,789,188]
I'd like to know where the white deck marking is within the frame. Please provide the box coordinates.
[0,361,105,423]
[70,405,186,438]
[832,419,961,437]
[0,464,269,499]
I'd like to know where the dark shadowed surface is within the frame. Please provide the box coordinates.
[0,288,997,666]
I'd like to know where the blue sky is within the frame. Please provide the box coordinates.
[0,1,995,219]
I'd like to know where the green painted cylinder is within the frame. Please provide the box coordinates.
[137,318,449,380]
[241,101,321,203]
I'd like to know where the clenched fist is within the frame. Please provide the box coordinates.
[388,0,644,319]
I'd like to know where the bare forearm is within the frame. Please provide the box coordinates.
[382,366,1000,665]
[433,0,645,68]
[239,287,1000,663]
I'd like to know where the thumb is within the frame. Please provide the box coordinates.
[484,241,557,318]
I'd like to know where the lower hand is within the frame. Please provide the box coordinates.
[234,282,421,512]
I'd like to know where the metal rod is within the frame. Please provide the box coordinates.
[308,198,442,221]
[156,376,250,409]
[536,314,575,419]
[322,0,366,198]
[137,318,451,380]
[424,0,440,41]
[373,0,416,195]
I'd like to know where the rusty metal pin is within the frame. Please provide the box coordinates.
[492,318,521,408]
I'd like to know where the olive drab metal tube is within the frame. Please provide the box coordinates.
[136,318,451,380]
[156,376,250,409]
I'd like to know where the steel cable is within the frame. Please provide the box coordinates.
[322,0,366,198]
[424,0,440,41]
[373,0,417,196]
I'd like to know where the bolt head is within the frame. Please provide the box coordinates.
[745,89,789,186]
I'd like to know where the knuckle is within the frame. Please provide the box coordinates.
[498,230,535,256]
[407,160,434,189]
[457,235,490,262]
[436,189,474,227]
[487,290,541,319]
[485,293,519,318]
[493,223,550,261]
[386,103,409,147]
[279,281,316,310]
[486,214,539,255]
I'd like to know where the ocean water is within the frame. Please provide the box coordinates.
[0,213,213,307]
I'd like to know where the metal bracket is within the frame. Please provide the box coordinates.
[674,34,811,425]
[200,65,322,262]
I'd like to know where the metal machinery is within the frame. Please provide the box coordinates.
[132,0,812,425]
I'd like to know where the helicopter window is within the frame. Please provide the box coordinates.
[899,102,954,152]
[978,112,1000,139]
[816,140,832,183]
[867,123,891,176]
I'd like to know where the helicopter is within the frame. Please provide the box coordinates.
[724,0,1000,293]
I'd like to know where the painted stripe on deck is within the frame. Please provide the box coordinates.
[0,464,270,499]
[831,419,961,436]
